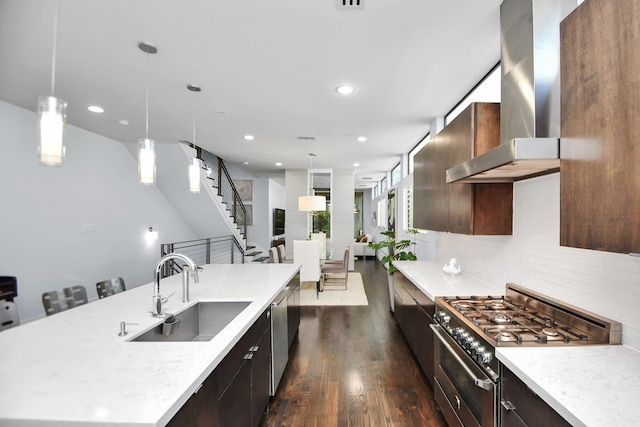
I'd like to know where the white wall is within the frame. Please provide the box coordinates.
[331,169,355,270]
[0,101,198,323]
[284,169,308,259]
[268,178,286,244]
[434,174,640,349]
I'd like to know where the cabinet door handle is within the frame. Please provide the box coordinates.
[194,383,204,394]
[501,400,516,411]
[249,345,259,352]
[244,353,253,360]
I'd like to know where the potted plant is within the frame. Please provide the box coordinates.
[368,229,418,311]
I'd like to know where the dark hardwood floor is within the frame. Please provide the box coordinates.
[260,259,447,427]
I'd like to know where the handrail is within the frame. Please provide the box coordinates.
[199,149,248,239]
[160,235,245,278]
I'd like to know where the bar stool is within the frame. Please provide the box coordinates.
[42,286,89,316]
[96,277,126,299]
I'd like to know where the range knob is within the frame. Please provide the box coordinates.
[464,338,477,350]
[475,347,492,364]
[435,311,451,324]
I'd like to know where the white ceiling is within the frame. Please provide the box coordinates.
[0,0,502,188]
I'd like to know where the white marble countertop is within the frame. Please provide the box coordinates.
[0,263,300,426]
[497,345,640,427]
[393,260,503,300]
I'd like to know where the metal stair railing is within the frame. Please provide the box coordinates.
[200,149,248,240]
[160,236,244,278]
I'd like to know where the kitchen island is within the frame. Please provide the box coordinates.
[0,263,300,426]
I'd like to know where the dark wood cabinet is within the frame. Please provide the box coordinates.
[218,307,271,427]
[414,102,512,235]
[168,308,272,427]
[560,0,640,254]
[286,275,301,349]
[393,271,435,386]
[501,366,571,427]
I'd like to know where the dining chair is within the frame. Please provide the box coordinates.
[96,277,126,299]
[276,244,291,263]
[42,285,89,316]
[269,247,280,263]
[293,240,321,297]
[321,246,350,290]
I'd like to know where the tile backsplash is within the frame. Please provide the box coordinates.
[435,173,640,350]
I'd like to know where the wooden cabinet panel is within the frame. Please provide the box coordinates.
[218,360,252,427]
[169,308,271,427]
[414,102,512,235]
[250,326,271,426]
[287,276,300,349]
[166,369,220,427]
[501,366,571,427]
[560,0,640,254]
[414,137,448,231]
[393,271,435,386]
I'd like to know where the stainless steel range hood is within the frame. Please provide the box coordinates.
[447,0,576,183]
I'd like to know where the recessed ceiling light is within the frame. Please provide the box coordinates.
[215,109,227,114]
[275,162,283,166]
[353,162,360,167]
[336,85,355,95]
[118,119,129,126]
[357,136,367,142]
[244,135,254,141]
[242,161,249,165]
[88,105,104,113]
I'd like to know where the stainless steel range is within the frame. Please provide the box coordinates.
[431,283,621,427]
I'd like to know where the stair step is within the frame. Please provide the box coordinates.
[245,251,261,257]
[246,245,256,250]
[252,256,269,263]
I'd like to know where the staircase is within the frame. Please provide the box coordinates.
[197,147,270,264]
[244,243,270,264]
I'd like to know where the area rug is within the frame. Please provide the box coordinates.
[299,272,369,306]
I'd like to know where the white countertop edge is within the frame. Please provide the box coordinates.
[496,345,640,427]
[393,260,503,300]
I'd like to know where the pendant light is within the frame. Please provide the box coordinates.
[138,42,158,185]
[38,1,67,166]
[187,84,202,193]
[298,153,326,211]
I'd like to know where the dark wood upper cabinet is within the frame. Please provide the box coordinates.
[414,102,513,235]
[560,0,640,254]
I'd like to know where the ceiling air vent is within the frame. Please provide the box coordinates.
[296,136,316,141]
[337,0,364,10]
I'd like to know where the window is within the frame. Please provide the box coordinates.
[402,185,413,231]
[380,177,387,193]
[446,64,501,125]
[377,197,386,228]
[391,163,401,186]
[409,133,430,175]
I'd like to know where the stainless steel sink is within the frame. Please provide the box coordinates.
[131,301,251,342]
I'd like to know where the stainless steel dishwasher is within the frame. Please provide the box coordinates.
[270,288,289,396]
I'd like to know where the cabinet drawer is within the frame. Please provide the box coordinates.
[501,367,570,427]
[217,308,270,397]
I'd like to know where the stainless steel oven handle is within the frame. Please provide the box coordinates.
[431,324,494,391]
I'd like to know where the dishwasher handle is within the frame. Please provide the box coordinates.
[272,290,288,306]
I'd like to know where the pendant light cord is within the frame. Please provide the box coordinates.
[50,0,59,95]
[145,52,150,140]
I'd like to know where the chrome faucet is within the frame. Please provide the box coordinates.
[152,253,200,317]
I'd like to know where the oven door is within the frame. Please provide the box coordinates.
[431,324,497,427]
